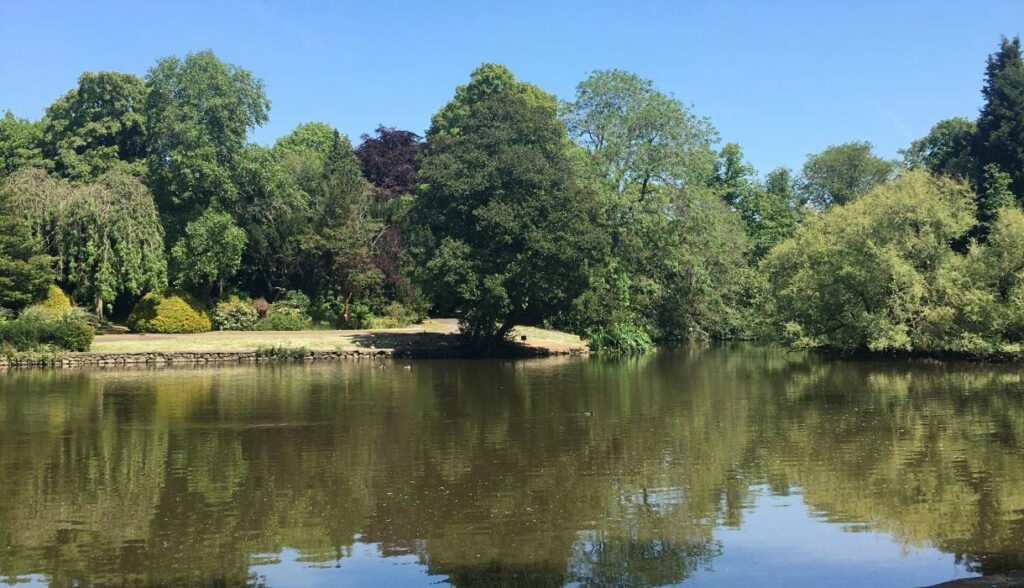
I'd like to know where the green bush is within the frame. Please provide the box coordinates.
[585,323,654,355]
[0,315,95,352]
[128,292,212,334]
[274,290,311,318]
[255,312,307,331]
[368,302,421,329]
[212,296,258,331]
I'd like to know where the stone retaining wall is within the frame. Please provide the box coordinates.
[0,346,587,369]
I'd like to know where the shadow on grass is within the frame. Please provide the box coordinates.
[350,332,556,358]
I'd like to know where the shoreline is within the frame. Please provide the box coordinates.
[0,322,591,369]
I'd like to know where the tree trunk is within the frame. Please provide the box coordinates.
[95,296,104,321]
[495,320,515,342]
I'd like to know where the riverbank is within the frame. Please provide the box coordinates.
[0,320,590,368]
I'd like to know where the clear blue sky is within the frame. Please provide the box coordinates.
[1,1,1021,174]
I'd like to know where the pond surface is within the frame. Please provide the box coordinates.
[1,346,1023,586]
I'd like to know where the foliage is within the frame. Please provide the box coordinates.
[585,323,654,355]
[145,50,269,235]
[764,171,979,352]
[254,345,309,360]
[355,126,423,300]
[0,314,94,352]
[211,296,258,331]
[42,72,148,181]
[974,36,1024,200]
[0,187,53,313]
[36,285,73,318]
[254,290,311,330]
[255,312,308,331]
[713,145,803,259]
[170,209,247,297]
[974,163,1016,240]
[799,142,895,208]
[0,111,48,178]
[414,64,607,343]
[561,70,755,344]
[128,292,211,334]
[562,69,718,197]
[902,117,977,180]
[366,302,422,329]
[355,126,422,200]
[4,168,167,317]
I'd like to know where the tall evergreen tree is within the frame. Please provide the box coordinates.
[975,36,1024,201]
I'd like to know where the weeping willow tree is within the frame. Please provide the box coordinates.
[2,167,167,318]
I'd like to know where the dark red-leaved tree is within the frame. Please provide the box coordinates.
[355,126,423,298]
[356,126,422,200]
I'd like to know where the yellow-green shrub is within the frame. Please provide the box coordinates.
[128,292,212,334]
[36,285,73,318]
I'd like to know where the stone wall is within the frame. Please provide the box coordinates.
[0,345,588,369]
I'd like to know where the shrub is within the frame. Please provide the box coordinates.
[128,292,212,334]
[585,323,654,355]
[39,285,73,317]
[212,296,258,331]
[253,297,271,318]
[273,290,311,319]
[368,302,421,329]
[255,312,307,331]
[0,314,95,352]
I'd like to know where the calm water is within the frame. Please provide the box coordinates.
[1,345,1023,587]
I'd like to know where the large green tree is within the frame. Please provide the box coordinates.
[975,36,1024,201]
[561,72,759,343]
[42,71,148,181]
[765,170,981,353]
[4,168,166,318]
[799,142,895,208]
[414,64,606,343]
[561,69,718,199]
[145,50,269,236]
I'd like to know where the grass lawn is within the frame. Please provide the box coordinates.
[89,319,587,354]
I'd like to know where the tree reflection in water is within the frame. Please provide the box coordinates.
[0,346,1022,586]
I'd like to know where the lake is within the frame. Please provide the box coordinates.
[1,345,1022,587]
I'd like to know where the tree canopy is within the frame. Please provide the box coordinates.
[799,142,895,208]
[42,71,148,181]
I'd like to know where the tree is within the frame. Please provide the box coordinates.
[355,126,423,299]
[355,126,422,201]
[799,142,895,208]
[902,118,977,180]
[236,143,309,296]
[562,69,718,200]
[0,111,48,178]
[42,71,148,181]
[975,163,1016,241]
[975,36,1024,201]
[414,64,606,343]
[765,171,977,352]
[3,168,166,318]
[310,130,382,322]
[170,209,247,298]
[145,50,270,236]
[0,189,52,312]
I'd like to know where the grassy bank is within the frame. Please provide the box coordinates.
[88,320,587,357]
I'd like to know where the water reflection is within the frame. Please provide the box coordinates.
[1,346,1022,586]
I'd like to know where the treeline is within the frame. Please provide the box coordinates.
[0,37,1022,356]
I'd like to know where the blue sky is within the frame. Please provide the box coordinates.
[1,1,1021,174]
